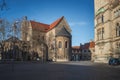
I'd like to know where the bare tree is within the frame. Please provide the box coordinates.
[0,0,8,11]
[0,19,9,41]
[0,0,9,41]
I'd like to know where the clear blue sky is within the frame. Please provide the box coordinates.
[1,0,94,46]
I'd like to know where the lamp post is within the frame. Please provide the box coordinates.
[11,20,19,72]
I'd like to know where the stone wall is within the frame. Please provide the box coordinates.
[56,36,70,61]
[94,0,120,63]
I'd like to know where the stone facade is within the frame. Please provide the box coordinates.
[80,41,95,60]
[94,0,120,63]
[21,16,72,61]
[71,46,81,61]
[71,41,95,61]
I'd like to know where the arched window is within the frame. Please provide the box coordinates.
[58,41,62,48]
[65,41,68,48]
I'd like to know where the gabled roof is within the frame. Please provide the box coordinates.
[89,41,95,48]
[72,46,80,49]
[56,27,71,37]
[80,41,95,49]
[30,21,49,32]
[80,43,90,49]
[30,16,64,32]
[49,16,64,31]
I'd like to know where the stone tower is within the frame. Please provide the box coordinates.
[21,16,33,42]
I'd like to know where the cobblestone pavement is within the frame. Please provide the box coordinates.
[0,61,120,80]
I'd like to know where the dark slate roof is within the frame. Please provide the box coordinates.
[56,27,71,37]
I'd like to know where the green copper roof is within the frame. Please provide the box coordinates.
[96,8,105,16]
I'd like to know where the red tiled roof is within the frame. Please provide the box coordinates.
[89,41,95,48]
[81,43,90,49]
[30,16,64,32]
[72,46,80,49]
[30,21,49,32]
[48,16,64,31]
[80,41,95,49]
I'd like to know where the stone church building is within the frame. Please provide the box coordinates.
[94,0,120,63]
[21,16,72,61]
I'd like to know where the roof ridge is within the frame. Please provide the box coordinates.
[48,16,64,31]
[72,46,80,49]
[30,20,49,32]
[30,16,64,32]
[30,20,50,26]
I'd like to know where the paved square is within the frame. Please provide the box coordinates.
[0,61,120,80]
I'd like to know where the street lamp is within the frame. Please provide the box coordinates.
[11,20,19,72]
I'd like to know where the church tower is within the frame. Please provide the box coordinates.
[21,16,32,41]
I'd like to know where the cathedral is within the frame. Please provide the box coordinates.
[21,16,72,61]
